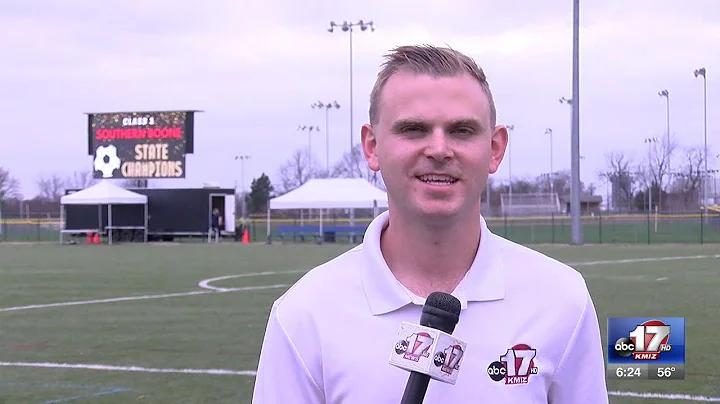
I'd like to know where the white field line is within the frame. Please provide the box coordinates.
[0,268,304,313]
[568,254,720,267]
[2,255,717,312]
[0,361,256,376]
[0,361,717,402]
[197,269,307,292]
[609,390,720,402]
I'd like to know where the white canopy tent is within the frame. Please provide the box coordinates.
[267,178,389,238]
[59,180,149,245]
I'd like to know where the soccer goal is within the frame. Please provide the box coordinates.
[500,192,562,217]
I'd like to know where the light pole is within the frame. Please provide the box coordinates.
[311,101,341,174]
[328,20,375,168]
[713,153,720,205]
[658,89,670,211]
[658,89,670,163]
[297,125,320,178]
[570,0,582,245]
[644,137,659,211]
[694,68,707,207]
[506,124,515,211]
[234,155,251,219]
[545,128,554,194]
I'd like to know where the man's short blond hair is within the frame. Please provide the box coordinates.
[368,44,497,128]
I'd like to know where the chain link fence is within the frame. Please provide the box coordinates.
[2,210,719,245]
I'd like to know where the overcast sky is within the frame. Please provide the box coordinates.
[1,0,718,199]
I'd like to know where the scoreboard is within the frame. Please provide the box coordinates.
[87,110,197,180]
[607,317,685,381]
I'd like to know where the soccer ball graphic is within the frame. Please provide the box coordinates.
[94,145,122,178]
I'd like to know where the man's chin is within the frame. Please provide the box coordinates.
[412,202,465,222]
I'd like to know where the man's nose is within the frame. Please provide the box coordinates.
[423,129,453,160]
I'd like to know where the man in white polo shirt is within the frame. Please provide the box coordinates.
[252,45,608,403]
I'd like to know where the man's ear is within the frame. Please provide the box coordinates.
[361,123,380,172]
[489,125,509,174]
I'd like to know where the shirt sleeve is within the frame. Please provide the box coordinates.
[548,291,609,404]
[251,301,325,404]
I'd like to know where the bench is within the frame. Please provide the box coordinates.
[273,225,368,244]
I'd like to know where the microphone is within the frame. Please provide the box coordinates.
[389,292,465,404]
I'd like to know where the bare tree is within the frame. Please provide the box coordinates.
[0,166,21,200]
[331,144,380,185]
[535,169,575,195]
[602,152,635,212]
[586,183,597,195]
[642,136,677,208]
[670,146,705,207]
[331,145,365,179]
[65,169,95,190]
[277,148,317,194]
[36,173,66,201]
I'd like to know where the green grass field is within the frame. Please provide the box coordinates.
[0,242,719,403]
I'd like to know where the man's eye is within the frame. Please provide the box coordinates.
[402,126,425,132]
[454,127,475,135]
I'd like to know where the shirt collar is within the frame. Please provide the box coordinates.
[360,210,506,316]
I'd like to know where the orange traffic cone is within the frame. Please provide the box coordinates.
[93,233,100,244]
[242,229,249,244]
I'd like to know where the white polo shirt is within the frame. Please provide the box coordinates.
[252,211,608,403]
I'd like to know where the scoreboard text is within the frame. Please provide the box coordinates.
[87,110,196,180]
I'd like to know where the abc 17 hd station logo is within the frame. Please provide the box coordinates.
[613,319,672,360]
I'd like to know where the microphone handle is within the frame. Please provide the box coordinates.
[399,371,431,404]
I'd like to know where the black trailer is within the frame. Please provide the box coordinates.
[64,187,236,242]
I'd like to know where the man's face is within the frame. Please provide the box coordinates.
[361,70,507,222]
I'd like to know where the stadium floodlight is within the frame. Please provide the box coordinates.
[298,125,321,178]
[312,101,341,173]
[327,20,375,169]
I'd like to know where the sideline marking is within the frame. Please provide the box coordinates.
[568,254,720,267]
[198,269,307,291]
[0,284,288,313]
[0,361,257,376]
[609,390,720,402]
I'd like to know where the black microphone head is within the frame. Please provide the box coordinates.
[425,292,461,317]
[419,292,462,334]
